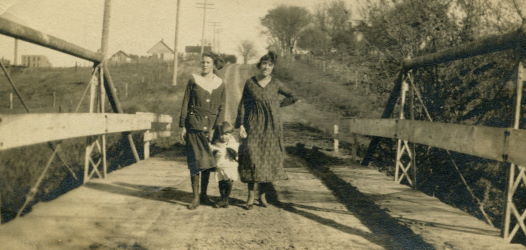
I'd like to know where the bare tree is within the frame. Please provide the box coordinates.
[237,40,257,64]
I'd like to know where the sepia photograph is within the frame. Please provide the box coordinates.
[2,0,526,249]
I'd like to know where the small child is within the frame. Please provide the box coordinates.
[210,121,239,208]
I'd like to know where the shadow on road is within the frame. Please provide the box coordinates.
[84,182,191,207]
[277,144,435,250]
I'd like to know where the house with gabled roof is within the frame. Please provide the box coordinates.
[109,50,132,65]
[147,39,174,61]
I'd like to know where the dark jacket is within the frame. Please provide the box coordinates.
[179,77,226,133]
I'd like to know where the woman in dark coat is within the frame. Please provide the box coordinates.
[235,51,298,209]
[179,52,226,209]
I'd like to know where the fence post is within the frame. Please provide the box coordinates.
[333,124,339,154]
[503,61,526,241]
[52,91,56,108]
[144,130,151,160]
[352,134,358,161]
[9,92,13,109]
[125,82,128,98]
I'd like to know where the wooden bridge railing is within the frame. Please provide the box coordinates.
[342,118,526,168]
[0,112,173,163]
[0,111,172,220]
[338,22,526,242]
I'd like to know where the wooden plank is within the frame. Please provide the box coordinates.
[344,118,526,166]
[0,113,151,151]
[136,112,173,123]
[402,24,526,69]
[507,129,526,166]
[396,120,504,162]
[349,118,397,138]
[144,131,172,141]
[0,17,102,63]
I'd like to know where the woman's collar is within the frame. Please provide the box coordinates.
[192,73,222,93]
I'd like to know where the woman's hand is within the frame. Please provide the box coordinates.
[239,125,247,139]
[180,127,187,142]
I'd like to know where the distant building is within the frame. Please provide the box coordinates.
[0,58,10,66]
[184,45,212,59]
[147,40,174,61]
[21,55,52,67]
[109,50,132,65]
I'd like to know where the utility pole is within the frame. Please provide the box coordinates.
[172,0,181,86]
[215,28,222,52]
[196,0,214,56]
[208,21,221,53]
[13,38,18,65]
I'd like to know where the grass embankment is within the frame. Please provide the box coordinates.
[275,58,512,228]
[0,60,197,222]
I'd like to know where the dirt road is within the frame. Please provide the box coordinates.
[0,64,523,250]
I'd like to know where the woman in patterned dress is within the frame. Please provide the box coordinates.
[235,51,298,209]
[179,52,226,210]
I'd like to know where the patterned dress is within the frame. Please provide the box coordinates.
[235,76,297,183]
[179,74,226,176]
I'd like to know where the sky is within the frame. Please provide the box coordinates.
[0,0,365,67]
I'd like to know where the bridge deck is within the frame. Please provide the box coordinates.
[0,149,523,249]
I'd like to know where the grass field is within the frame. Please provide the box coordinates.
[0,60,198,222]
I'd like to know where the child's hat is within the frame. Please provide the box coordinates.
[220,121,234,134]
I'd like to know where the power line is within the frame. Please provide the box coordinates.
[208,21,221,53]
[196,0,215,55]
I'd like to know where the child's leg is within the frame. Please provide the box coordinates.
[224,180,233,202]
[218,180,226,199]
[214,180,227,208]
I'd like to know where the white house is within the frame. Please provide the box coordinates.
[147,40,174,61]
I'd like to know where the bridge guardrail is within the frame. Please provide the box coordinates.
[340,118,526,167]
[0,112,172,158]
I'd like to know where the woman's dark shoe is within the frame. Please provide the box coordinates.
[200,194,214,205]
[215,199,229,208]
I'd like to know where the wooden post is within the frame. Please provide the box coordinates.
[362,70,405,166]
[52,91,56,108]
[410,76,417,189]
[13,38,18,65]
[144,130,151,160]
[9,92,13,109]
[102,64,141,163]
[125,82,128,98]
[395,74,413,186]
[503,61,525,241]
[172,0,181,86]
[100,69,107,178]
[333,124,339,154]
[352,134,358,161]
[100,0,111,178]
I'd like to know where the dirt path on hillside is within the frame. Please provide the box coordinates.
[223,64,249,124]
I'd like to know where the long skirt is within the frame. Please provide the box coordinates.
[185,131,215,176]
